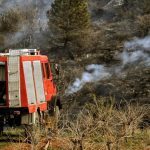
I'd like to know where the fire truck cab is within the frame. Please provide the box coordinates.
[0,49,57,127]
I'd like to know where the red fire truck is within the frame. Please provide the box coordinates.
[0,49,60,131]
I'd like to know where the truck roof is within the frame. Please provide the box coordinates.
[0,49,40,56]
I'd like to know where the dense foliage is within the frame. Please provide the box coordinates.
[47,0,90,59]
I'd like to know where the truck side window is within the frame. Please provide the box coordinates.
[45,63,50,79]
[0,63,5,81]
[41,63,46,79]
[0,63,6,105]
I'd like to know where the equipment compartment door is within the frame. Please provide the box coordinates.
[23,61,36,105]
[33,61,45,103]
[8,56,20,107]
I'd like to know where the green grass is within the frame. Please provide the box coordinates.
[3,127,24,135]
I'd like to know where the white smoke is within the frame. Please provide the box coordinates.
[120,36,150,66]
[104,0,124,9]
[125,36,150,49]
[120,50,149,66]
[0,0,53,20]
[0,0,53,48]
[65,64,111,95]
[66,36,150,95]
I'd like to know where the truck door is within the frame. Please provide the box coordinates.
[42,62,56,101]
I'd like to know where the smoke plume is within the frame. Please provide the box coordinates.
[65,65,111,95]
[120,36,150,66]
[66,36,150,95]
[125,36,150,49]
[0,0,53,48]
[104,0,124,9]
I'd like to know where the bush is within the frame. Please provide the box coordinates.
[137,14,150,36]
[58,97,149,150]
[0,9,21,33]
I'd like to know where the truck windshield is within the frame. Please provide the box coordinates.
[0,63,6,105]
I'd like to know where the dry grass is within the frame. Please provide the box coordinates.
[137,14,150,36]
[0,97,149,150]
[56,96,149,150]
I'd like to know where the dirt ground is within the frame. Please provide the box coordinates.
[0,137,71,150]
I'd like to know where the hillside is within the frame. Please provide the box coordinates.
[0,0,149,150]
[60,0,150,105]
[0,0,149,126]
